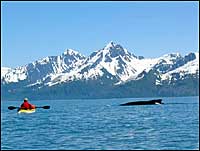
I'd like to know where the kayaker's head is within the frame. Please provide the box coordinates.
[24,98,28,102]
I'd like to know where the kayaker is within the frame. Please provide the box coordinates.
[20,98,35,109]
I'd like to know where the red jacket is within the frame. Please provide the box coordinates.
[20,101,35,109]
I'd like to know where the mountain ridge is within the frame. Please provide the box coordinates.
[1,42,199,100]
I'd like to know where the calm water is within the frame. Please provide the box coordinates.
[1,96,199,150]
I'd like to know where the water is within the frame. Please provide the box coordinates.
[1,96,199,150]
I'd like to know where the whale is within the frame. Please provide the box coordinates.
[120,99,163,106]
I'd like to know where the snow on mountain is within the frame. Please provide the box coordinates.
[160,53,182,64]
[153,52,198,74]
[1,66,27,83]
[123,51,199,85]
[1,42,199,89]
[77,41,161,81]
[1,67,12,79]
[2,49,86,84]
[77,41,139,80]
[160,52,199,82]
[46,41,160,86]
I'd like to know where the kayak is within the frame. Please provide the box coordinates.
[8,106,50,113]
[17,108,36,114]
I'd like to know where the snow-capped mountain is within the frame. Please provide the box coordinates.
[1,49,86,84]
[159,52,199,84]
[1,42,199,100]
[76,41,157,82]
[1,67,12,79]
[45,41,159,86]
[130,51,199,85]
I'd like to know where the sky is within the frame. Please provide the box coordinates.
[1,1,199,68]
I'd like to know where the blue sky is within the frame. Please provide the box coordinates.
[1,1,199,68]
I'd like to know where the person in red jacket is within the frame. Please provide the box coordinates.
[20,98,35,109]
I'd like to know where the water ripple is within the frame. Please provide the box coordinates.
[1,96,199,150]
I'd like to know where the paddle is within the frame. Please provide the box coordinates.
[8,106,50,110]
[36,106,50,109]
[8,106,19,110]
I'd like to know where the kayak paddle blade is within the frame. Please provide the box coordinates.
[35,106,50,109]
[42,106,50,109]
[8,106,17,110]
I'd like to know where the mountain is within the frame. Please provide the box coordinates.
[44,41,159,86]
[1,42,199,100]
[115,52,199,97]
[1,67,12,79]
[1,49,85,85]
